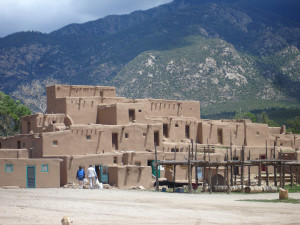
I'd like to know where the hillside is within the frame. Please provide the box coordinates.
[0,0,299,116]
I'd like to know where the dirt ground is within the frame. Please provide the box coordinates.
[0,188,299,225]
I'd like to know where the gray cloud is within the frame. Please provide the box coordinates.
[0,0,172,37]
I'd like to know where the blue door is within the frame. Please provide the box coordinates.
[26,166,36,188]
[100,165,108,184]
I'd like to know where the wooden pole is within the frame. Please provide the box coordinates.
[258,163,262,186]
[273,142,277,187]
[234,148,237,185]
[202,147,206,192]
[296,166,299,185]
[248,150,251,186]
[279,150,283,188]
[195,142,198,188]
[241,146,245,192]
[283,161,286,188]
[173,147,177,192]
[155,144,159,192]
[226,163,230,194]
[290,165,293,188]
[188,145,192,193]
[230,135,233,186]
[266,140,269,186]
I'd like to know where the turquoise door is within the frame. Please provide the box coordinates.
[100,165,108,184]
[151,160,160,178]
[26,166,36,188]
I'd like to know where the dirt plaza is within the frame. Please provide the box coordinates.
[0,188,299,225]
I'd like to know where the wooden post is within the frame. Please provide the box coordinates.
[296,166,299,185]
[230,135,233,186]
[191,139,194,160]
[195,142,198,188]
[283,162,286,188]
[258,163,262,186]
[241,146,245,192]
[248,150,251,186]
[173,147,177,192]
[155,144,159,192]
[202,147,206,192]
[234,148,237,185]
[188,145,192,193]
[290,165,293,188]
[266,140,269,186]
[273,142,277,187]
[216,165,219,185]
[226,164,230,194]
[279,161,282,188]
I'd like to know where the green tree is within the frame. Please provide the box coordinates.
[233,111,257,123]
[259,112,279,127]
[0,92,31,136]
[287,117,300,134]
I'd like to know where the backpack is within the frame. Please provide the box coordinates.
[77,169,85,179]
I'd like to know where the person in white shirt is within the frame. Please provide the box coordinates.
[86,165,97,189]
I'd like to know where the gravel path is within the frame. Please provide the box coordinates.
[0,188,299,225]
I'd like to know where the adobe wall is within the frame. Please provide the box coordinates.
[245,123,270,146]
[47,85,116,99]
[137,99,200,119]
[199,120,246,146]
[22,113,66,134]
[61,154,122,185]
[40,123,163,156]
[108,165,152,188]
[0,158,61,188]
[0,134,43,158]
[0,149,28,158]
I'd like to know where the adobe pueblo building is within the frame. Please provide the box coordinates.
[0,85,300,189]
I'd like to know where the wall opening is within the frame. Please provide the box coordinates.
[17,141,21,149]
[27,122,31,133]
[129,109,135,122]
[154,131,160,146]
[163,124,169,138]
[112,133,118,150]
[233,157,239,175]
[217,129,223,144]
[185,125,190,139]
[100,91,104,97]
[260,155,266,171]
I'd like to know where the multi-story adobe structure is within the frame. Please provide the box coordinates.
[1,85,300,188]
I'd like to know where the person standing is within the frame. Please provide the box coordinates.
[87,165,97,189]
[76,166,85,189]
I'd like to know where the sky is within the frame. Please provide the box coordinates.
[0,0,172,37]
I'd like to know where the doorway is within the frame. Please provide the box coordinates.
[112,133,118,150]
[26,166,36,188]
[154,131,160,146]
[163,124,169,138]
[95,165,109,184]
[129,109,135,122]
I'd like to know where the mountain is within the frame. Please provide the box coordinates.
[0,0,300,116]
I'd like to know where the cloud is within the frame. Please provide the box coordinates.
[0,0,172,37]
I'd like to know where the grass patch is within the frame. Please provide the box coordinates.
[284,185,300,193]
[239,198,300,204]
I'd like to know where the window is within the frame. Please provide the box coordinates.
[53,140,58,146]
[154,131,160,146]
[138,110,142,112]
[143,133,146,137]
[41,164,48,172]
[114,157,117,164]
[185,125,190,139]
[125,133,129,138]
[129,109,135,122]
[163,124,169,138]
[5,164,13,172]
[86,135,91,140]
[175,123,178,128]
[17,141,21,149]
